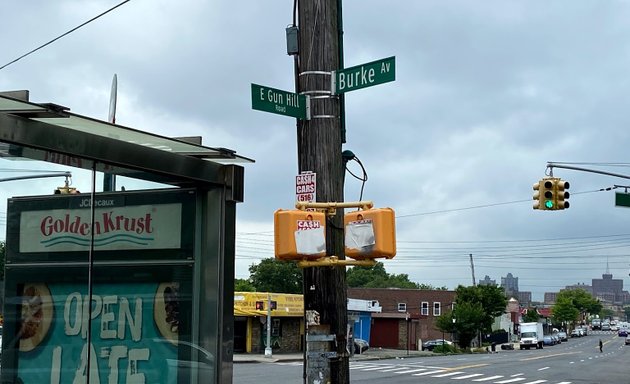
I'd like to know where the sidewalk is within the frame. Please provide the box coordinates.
[233,348,434,364]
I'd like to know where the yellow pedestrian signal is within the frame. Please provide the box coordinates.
[344,208,396,259]
[274,209,327,260]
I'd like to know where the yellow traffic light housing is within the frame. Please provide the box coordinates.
[344,208,396,259]
[274,209,327,260]
[553,179,570,210]
[533,178,555,210]
[533,177,570,211]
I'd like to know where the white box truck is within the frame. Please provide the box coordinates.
[519,322,544,350]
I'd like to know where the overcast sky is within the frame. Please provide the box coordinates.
[2,0,630,301]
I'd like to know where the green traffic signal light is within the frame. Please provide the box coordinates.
[545,200,554,209]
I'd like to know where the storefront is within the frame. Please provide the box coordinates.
[0,91,250,383]
[233,292,304,353]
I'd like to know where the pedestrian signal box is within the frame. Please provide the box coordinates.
[255,301,264,310]
[274,209,327,260]
[344,208,396,259]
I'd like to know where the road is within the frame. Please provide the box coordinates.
[234,332,628,383]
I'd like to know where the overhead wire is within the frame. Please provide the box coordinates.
[0,0,132,71]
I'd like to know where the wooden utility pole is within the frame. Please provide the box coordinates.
[296,0,349,383]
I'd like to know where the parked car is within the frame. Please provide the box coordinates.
[570,329,582,338]
[556,331,568,342]
[354,338,369,354]
[618,329,628,337]
[602,323,611,331]
[422,339,453,351]
[551,335,560,344]
[543,336,555,346]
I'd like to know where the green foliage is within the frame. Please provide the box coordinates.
[435,285,507,349]
[433,344,456,354]
[235,278,255,292]
[522,307,540,323]
[553,288,602,326]
[346,262,420,289]
[552,296,580,325]
[624,306,630,320]
[248,258,303,294]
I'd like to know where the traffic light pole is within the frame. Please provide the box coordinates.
[296,1,349,383]
[547,162,630,180]
[265,293,272,357]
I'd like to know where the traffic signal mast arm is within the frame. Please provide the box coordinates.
[547,162,630,181]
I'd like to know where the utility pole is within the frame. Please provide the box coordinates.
[296,1,349,383]
[469,253,476,286]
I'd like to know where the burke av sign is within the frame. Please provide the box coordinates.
[332,56,395,94]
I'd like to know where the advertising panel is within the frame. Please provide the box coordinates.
[15,281,192,384]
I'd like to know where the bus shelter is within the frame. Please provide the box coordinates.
[0,90,250,384]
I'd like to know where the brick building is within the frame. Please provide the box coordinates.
[348,288,456,350]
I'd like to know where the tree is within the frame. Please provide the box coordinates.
[435,285,507,349]
[556,288,602,323]
[346,262,420,289]
[436,301,486,349]
[248,258,303,294]
[522,307,541,323]
[551,296,580,327]
[454,285,507,332]
[235,278,255,292]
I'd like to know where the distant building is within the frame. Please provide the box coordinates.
[501,273,519,297]
[564,283,592,295]
[517,291,532,307]
[544,292,557,304]
[479,275,496,286]
[592,272,625,304]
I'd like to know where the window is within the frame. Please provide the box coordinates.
[433,302,441,316]
[421,301,429,315]
[398,303,407,312]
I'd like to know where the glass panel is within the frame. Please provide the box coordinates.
[0,142,96,384]
[1,139,220,382]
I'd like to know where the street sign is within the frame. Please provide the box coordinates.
[332,56,395,94]
[615,192,630,207]
[251,83,310,120]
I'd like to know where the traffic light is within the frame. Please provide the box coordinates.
[55,186,78,194]
[533,179,554,210]
[255,301,264,310]
[553,179,570,210]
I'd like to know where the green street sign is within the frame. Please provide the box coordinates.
[332,56,395,94]
[615,192,630,207]
[251,83,309,120]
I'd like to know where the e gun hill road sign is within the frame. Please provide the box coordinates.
[332,56,395,95]
[251,83,310,120]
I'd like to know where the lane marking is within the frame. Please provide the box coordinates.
[494,378,527,383]
[361,365,396,371]
[412,369,446,376]
[451,373,484,380]
[520,352,578,361]
[393,368,428,374]
[431,371,465,378]
[537,366,550,371]
[472,375,505,381]
[521,380,547,384]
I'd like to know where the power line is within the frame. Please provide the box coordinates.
[0,0,132,71]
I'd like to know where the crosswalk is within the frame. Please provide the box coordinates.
[348,362,572,383]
